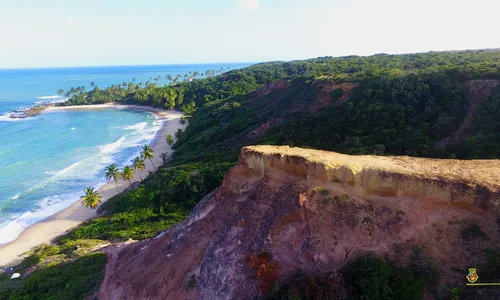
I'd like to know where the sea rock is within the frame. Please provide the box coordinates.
[98,146,500,300]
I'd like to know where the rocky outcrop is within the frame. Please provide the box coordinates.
[8,104,52,119]
[99,146,500,300]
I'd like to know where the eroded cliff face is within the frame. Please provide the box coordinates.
[99,146,500,300]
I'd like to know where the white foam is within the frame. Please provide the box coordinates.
[71,127,76,130]
[36,95,62,100]
[121,122,147,131]
[0,191,83,244]
[30,158,105,193]
[11,194,19,200]
[100,121,159,154]
[0,112,37,122]
[35,95,66,105]
[99,136,126,153]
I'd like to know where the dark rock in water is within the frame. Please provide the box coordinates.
[8,104,48,119]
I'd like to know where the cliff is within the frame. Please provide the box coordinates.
[99,146,500,299]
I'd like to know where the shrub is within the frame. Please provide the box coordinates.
[461,223,489,240]
[1,253,107,300]
[263,271,347,300]
[341,255,425,300]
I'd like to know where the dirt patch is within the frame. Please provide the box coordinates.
[246,118,283,141]
[255,79,290,97]
[438,79,500,148]
[308,82,359,112]
[287,81,359,114]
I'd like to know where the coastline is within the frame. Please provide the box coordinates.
[43,103,172,114]
[0,104,185,267]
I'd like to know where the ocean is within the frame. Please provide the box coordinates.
[0,63,251,244]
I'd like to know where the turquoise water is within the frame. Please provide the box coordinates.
[0,63,251,244]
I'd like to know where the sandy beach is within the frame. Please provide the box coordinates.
[0,104,185,267]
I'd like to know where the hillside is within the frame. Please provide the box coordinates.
[2,49,500,300]
[174,53,500,162]
[99,146,500,299]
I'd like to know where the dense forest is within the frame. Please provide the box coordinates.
[2,49,500,299]
[59,48,500,160]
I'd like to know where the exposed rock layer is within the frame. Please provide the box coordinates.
[99,146,500,300]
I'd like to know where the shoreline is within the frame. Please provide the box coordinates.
[0,104,185,267]
[43,103,172,114]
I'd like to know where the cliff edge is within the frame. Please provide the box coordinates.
[99,146,500,300]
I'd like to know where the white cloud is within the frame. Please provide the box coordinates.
[65,17,76,25]
[236,0,260,12]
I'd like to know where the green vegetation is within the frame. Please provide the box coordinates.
[186,275,197,290]
[456,89,500,158]
[131,157,145,182]
[268,73,468,157]
[263,255,424,300]
[461,223,489,240]
[0,253,106,300]
[80,187,102,209]
[140,144,156,170]
[4,49,500,299]
[122,165,135,187]
[342,255,425,300]
[67,161,232,241]
[104,163,122,193]
[263,271,347,300]
[409,246,440,293]
[166,134,175,146]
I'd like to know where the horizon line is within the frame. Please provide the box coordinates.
[0,61,261,71]
[1,46,499,70]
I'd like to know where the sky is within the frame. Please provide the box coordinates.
[0,0,498,68]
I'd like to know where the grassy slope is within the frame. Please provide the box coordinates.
[2,49,500,299]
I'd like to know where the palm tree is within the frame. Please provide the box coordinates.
[131,157,145,182]
[166,134,175,146]
[104,163,122,193]
[122,166,135,187]
[141,145,156,170]
[80,187,102,209]
[175,128,184,139]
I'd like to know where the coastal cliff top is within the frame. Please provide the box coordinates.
[99,146,500,299]
[241,145,500,190]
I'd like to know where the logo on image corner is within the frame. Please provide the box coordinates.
[466,268,479,283]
